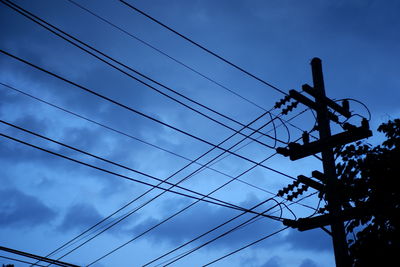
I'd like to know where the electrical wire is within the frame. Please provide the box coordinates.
[61,112,312,265]
[341,98,371,122]
[48,112,285,264]
[0,81,276,196]
[3,110,282,264]
[160,203,284,266]
[0,119,241,209]
[1,0,286,148]
[38,112,311,264]
[0,255,47,267]
[86,134,313,266]
[0,48,296,180]
[0,246,79,267]
[142,198,281,267]
[144,191,318,266]
[64,0,313,148]
[88,196,283,266]
[0,132,270,217]
[65,0,267,112]
[119,0,287,96]
[202,227,289,266]
[152,180,316,266]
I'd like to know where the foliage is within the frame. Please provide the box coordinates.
[336,119,400,266]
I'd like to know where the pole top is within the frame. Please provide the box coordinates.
[311,57,322,64]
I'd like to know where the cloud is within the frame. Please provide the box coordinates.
[128,195,282,249]
[58,202,103,232]
[261,256,282,267]
[0,187,57,228]
[299,258,319,267]
[284,228,332,252]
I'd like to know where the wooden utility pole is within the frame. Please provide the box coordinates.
[310,58,350,267]
[276,58,372,267]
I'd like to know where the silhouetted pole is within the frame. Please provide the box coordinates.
[311,58,350,267]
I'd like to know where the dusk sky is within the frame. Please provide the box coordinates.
[1,0,399,266]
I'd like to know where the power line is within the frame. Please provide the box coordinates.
[1,0,286,148]
[203,227,289,266]
[46,112,285,263]
[0,119,242,210]
[146,191,318,266]
[65,0,268,111]
[50,119,312,265]
[143,198,280,266]
[119,0,287,96]
[0,107,294,266]
[85,154,283,266]
[85,134,312,266]
[0,48,295,180]
[0,81,275,195]
[0,246,79,267]
[0,132,270,216]
[56,130,313,266]
[64,0,312,144]
[162,204,282,266]
[0,255,47,267]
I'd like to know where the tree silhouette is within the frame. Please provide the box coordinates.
[336,119,400,266]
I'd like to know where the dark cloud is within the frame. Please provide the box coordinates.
[299,258,319,267]
[129,196,281,248]
[58,202,102,232]
[284,228,332,252]
[0,187,56,228]
[261,256,282,267]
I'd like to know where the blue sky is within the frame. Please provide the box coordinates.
[1,0,399,266]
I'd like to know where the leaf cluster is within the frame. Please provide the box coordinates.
[336,119,400,266]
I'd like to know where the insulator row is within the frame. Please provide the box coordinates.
[281,101,299,115]
[274,95,291,109]
[286,184,309,201]
[302,131,310,144]
[277,180,301,197]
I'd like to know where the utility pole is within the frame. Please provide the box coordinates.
[275,58,372,267]
[310,58,350,267]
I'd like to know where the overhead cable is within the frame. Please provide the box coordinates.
[46,111,285,262]
[203,227,289,266]
[66,0,269,111]
[0,82,274,194]
[0,132,270,216]
[0,49,296,180]
[1,0,286,147]
[119,0,287,96]
[0,119,240,209]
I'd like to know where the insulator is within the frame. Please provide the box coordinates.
[287,184,295,191]
[283,95,291,102]
[287,195,294,201]
[342,99,350,112]
[343,122,357,131]
[302,131,310,144]
[274,95,291,109]
[301,185,308,191]
[287,101,298,112]
[293,180,300,187]
[277,190,284,197]
[282,108,289,115]
[361,118,369,129]
[292,191,299,198]
[274,100,283,109]
[282,187,290,194]
[276,147,290,156]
